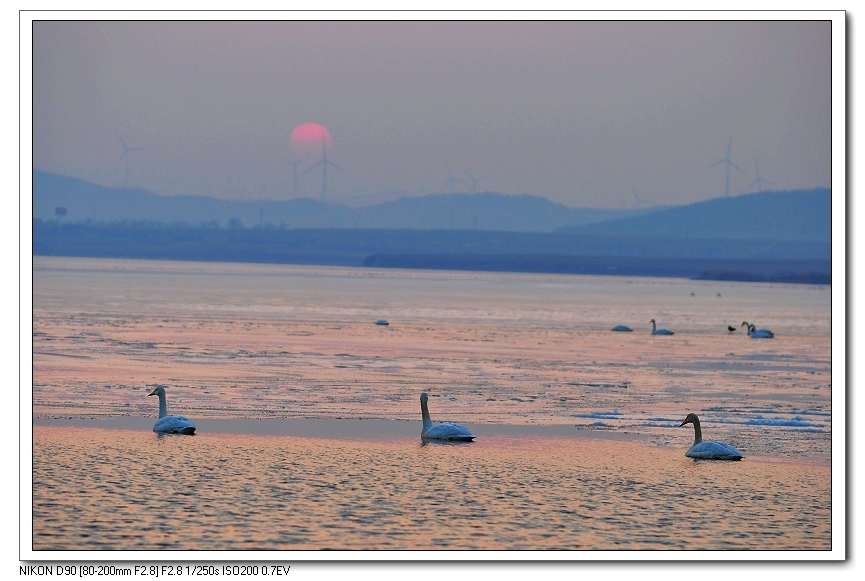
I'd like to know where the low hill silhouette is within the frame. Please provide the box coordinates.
[562,188,830,242]
[34,169,638,232]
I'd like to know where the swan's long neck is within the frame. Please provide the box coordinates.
[157,393,168,418]
[421,399,433,434]
[651,320,656,332]
[691,417,703,446]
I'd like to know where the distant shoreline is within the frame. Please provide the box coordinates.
[32,222,831,285]
[363,254,831,284]
[31,249,831,285]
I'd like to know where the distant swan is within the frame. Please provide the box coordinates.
[679,413,743,460]
[148,385,196,435]
[650,319,674,335]
[741,321,774,338]
[420,392,475,441]
[611,325,633,332]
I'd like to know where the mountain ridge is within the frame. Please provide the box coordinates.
[34,169,830,244]
[561,188,830,242]
[31,169,649,232]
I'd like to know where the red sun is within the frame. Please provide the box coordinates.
[290,122,332,156]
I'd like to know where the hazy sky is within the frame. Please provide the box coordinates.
[32,19,832,208]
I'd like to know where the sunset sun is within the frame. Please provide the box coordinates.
[289,122,332,156]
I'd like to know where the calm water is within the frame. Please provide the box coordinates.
[30,257,833,552]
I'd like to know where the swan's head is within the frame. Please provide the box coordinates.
[679,413,699,427]
[741,321,750,328]
[420,392,429,405]
[650,318,656,323]
[148,385,166,397]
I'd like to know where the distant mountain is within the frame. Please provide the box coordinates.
[561,188,830,243]
[32,169,357,228]
[340,189,410,208]
[33,169,642,232]
[33,171,833,276]
[353,192,635,231]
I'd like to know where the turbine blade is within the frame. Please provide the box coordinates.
[303,160,323,174]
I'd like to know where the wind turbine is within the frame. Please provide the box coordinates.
[708,136,744,198]
[442,162,464,193]
[463,168,489,194]
[303,140,343,201]
[279,154,307,197]
[117,132,140,187]
[746,160,775,193]
[630,185,656,209]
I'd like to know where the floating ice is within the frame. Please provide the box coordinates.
[791,408,832,417]
[745,415,820,427]
[580,409,622,419]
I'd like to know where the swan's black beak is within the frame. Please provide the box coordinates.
[148,389,157,396]
[679,419,687,427]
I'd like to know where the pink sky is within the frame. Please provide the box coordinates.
[31,19,834,208]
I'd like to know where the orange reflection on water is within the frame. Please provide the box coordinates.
[33,258,831,459]
[33,426,830,551]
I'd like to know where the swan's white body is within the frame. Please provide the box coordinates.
[148,386,196,435]
[611,325,633,332]
[742,321,774,338]
[680,413,743,460]
[749,328,774,339]
[650,319,674,335]
[420,392,475,441]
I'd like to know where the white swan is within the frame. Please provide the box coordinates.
[148,385,196,434]
[742,321,774,338]
[679,413,743,460]
[611,325,633,332]
[650,319,674,335]
[420,392,475,441]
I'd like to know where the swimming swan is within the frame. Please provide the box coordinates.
[611,325,633,332]
[420,392,475,441]
[742,321,774,338]
[679,413,743,460]
[148,385,196,435]
[650,319,674,335]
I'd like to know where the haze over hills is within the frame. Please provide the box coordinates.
[562,188,831,242]
[33,169,640,232]
[31,169,831,283]
[33,170,831,244]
